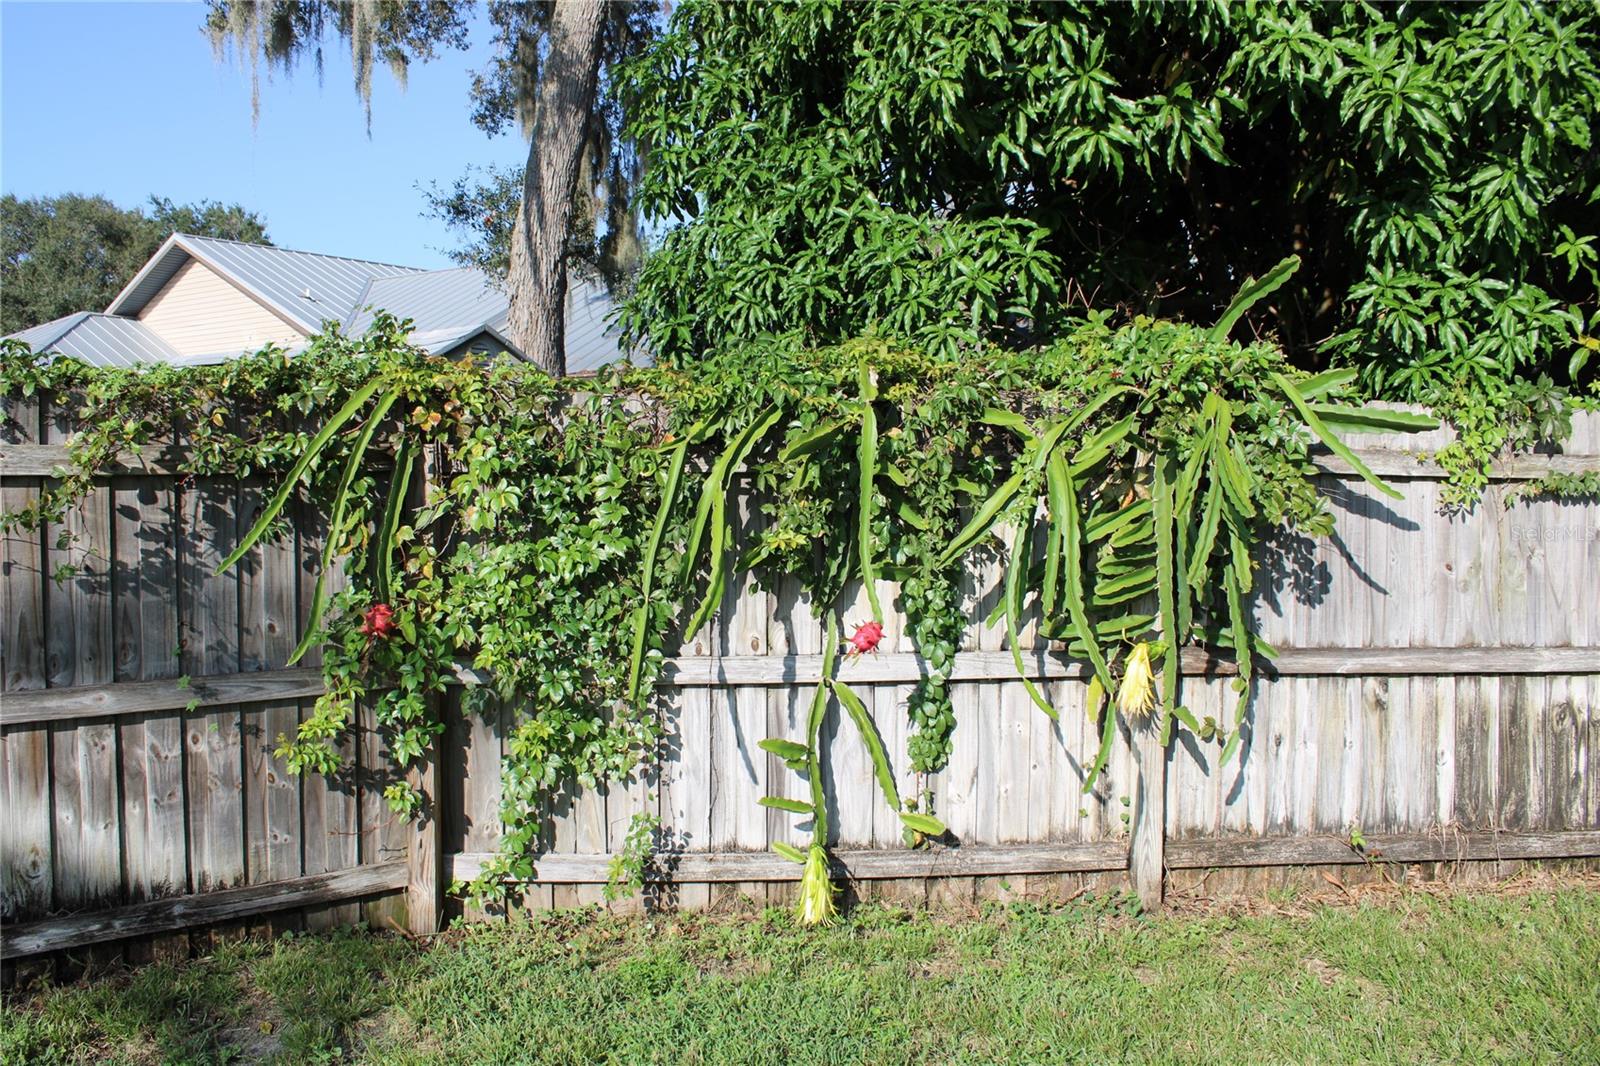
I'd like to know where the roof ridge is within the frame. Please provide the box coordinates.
[176,232,426,272]
[367,264,487,281]
[342,277,379,332]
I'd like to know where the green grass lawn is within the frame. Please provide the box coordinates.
[4,882,1597,1065]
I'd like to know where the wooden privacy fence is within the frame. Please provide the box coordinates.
[2,399,1598,961]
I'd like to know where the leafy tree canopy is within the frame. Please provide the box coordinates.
[620,0,1600,414]
[0,193,271,334]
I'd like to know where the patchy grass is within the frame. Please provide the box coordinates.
[1,930,413,1066]
[4,882,1597,1065]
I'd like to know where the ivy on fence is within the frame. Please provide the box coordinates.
[2,261,1438,922]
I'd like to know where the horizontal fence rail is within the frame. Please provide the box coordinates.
[6,441,1600,483]
[446,829,1600,886]
[660,647,1600,686]
[2,862,407,959]
[7,647,1600,727]
[1,668,325,725]
[0,442,189,477]
[8,831,1600,959]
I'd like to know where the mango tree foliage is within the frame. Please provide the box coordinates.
[620,0,1599,497]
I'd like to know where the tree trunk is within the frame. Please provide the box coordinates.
[505,0,607,376]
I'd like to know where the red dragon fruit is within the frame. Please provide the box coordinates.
[359,603,396,641]
[845,620,884,657]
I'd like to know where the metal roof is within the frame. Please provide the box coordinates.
[6,312,182,368]
[344,267,644,372]
[10,232,644,374]
[344,267,507,336]
[107,234,423,332]
[9,312,89,353]
[564,278,646,373]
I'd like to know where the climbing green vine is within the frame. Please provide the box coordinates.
[2,263,1442,922]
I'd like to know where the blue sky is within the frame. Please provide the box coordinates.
[1,0,528,268]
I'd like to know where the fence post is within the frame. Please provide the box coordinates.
[1129,724,1166,910]
[405,748,442,934]
[404,441,444,934]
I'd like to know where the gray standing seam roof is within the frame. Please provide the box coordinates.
[7,313,181,368]
[12,232,642,374]
[344,267,508,336]
[564,279,642,374]
[9,312,91,353]
[108,234,423,332]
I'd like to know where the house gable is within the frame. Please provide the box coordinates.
[438,327,515,362]
[136,258,305,357]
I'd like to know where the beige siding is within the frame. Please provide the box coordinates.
[137,259,304,357]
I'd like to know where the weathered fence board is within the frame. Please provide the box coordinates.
[0,410,409,956]
[114,475,186,913]
[0,668,323,725]
[2,407,1598,961]
[1,862,407,960]
[44,405,119,916]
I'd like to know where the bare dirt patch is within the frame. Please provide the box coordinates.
[1164,866,1598,920]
